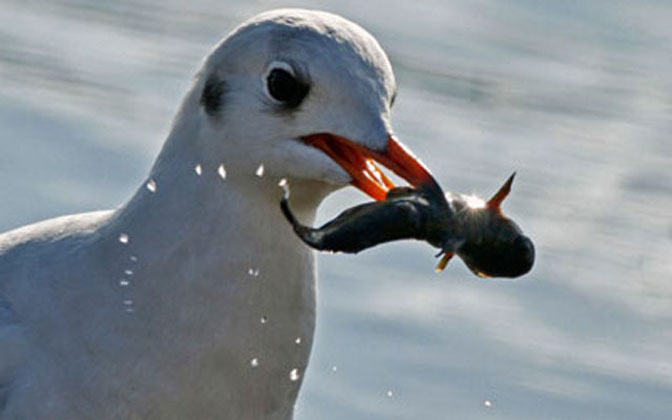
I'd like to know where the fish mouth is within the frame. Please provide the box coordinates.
[302,133,438,200]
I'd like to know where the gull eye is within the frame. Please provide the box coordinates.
[264,62,309,108]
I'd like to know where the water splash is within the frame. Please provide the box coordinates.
[260,316,268,324]
[248,268,260,277]
[331,365,338,372]
[250,357,259,368]
[256,164,265,177]
[124,269,134,276]
[194,164,203,176]
[217,164,227,180]
[123,299,134,313]
[386,390,393,398]
[129,256,138,263]
[278,178,289,198]
[146,179,157,193]
[289,368,301,381]
[118,233,129,244]
[484,400,493,408]
[295,337,302,345]
[119,279,130,287]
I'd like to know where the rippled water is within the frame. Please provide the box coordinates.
[1,1,671,419]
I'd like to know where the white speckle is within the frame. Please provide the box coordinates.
[260,316,268,324]
[124,269,134,276]
[386,390,393,398]
[146,179,157,193]
[295,337,302,345]
[250,358,259,368]
[119,280,130,287]
[129,256,138,263]
[331,365,338,372]
[256,164,265,177]
[194,164,202,176]
[125,307,135,313]
[484,400,493,407]
[289,368,301,381]
[118,233,129,244]
[278,178,289,198]
[123,299,133,306]
[217,164,227,180]
[248,268,260,277]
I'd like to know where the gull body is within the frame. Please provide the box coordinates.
[0,9,398,419]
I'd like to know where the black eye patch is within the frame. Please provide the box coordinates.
[200,75,228,116]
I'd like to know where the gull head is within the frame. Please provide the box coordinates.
[171,9,435,202]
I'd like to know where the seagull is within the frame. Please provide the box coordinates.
[0,9,433,419]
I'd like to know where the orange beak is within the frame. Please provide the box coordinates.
[302,133,437,200]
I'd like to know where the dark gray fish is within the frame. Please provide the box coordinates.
[280,174,534,278]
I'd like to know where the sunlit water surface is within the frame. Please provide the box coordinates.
[1,1,671,419]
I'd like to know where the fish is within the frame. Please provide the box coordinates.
[280,173,534,278]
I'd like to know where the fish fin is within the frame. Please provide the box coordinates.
[487,172,516,210]
[434,252,454,273]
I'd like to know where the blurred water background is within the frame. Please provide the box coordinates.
[1,0,671,419]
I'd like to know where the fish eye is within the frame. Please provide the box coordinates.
[264,61,309,108]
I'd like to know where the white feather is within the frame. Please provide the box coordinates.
[0,8,396,419]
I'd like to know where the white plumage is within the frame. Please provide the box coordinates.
[0,9,402,419]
